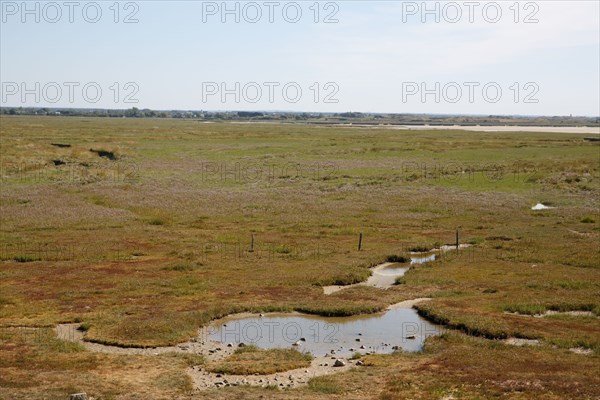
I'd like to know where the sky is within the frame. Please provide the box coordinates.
[1,0,599,116]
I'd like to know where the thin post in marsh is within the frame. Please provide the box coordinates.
[358,232,363,251]
[455,229,459,251]
[250,234,255,252]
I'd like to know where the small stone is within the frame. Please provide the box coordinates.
[300,337,306,342]
[355,338,361,342]
[405,335,416,340]
[238,343,246,347]
[333,359,346,367]
[227,343,233,347]
[69,394,88,400]
[356,360,364,366]
[360,345,366,349]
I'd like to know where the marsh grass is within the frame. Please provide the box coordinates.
[207,345,312,375]
[385,255,409,263]
[1,116,599,398]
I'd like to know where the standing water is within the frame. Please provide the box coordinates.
[205,305,440,357]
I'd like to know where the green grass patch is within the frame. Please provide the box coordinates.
[207,345,312,375]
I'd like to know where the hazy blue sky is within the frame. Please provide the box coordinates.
[1,1,599,115]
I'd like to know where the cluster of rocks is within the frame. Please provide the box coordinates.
[213,373,310,389]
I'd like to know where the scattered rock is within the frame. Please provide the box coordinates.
[238,343,246,347]
[356,360,364,366]
[227,343,233,347]
[333,359,346,367]
[69,394,88,400]
[52,159,66,166]
[532,203,553,210]
[405,335,416,340]
[570,347,593,355]
[503,338,540,347]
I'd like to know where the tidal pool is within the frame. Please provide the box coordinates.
[205,305,440,357]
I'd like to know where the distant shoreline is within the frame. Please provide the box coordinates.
[343,125,600,134]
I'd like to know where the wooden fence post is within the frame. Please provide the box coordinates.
[455,229,459,250]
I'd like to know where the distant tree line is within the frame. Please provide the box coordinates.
[1,107,597,127]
